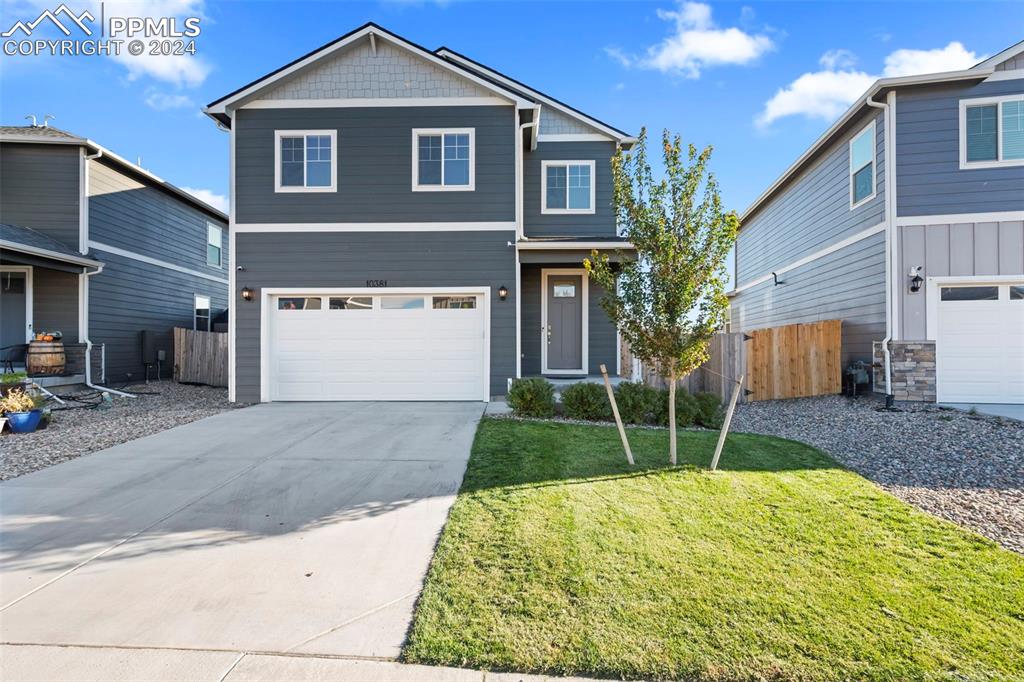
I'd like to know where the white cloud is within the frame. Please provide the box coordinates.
[757,41,985,128]
[882,41,980,77]
[180,187,227,212]
[144,91,194,110]
[608,1,774,78]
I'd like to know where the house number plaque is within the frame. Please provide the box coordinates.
[366,279,388,287]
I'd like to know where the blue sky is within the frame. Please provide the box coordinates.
[0,1,1017,215]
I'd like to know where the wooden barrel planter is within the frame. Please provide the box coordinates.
[26,341,66,376]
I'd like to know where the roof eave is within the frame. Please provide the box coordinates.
[740,68,993,224]
[0,239,104,269]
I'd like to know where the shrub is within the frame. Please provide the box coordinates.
[614,381,660,425]
[654,389,698,427]
[694,392,725,429]
[0,388,40,414]
[507,377,556,418]
[561,382,611,422]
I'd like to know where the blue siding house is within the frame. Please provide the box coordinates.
[730,40,1024,405]
[0,125,229,386]
[204,23,636,403]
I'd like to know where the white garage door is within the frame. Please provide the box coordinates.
[936,282,1024,404]
[270,293,486,401]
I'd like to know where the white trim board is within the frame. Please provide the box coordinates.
[540,268,589,376]
[537,134,613,143]
[517,240,633,250]
[730,221,886,295]
[0,265,33,343]
[233,222,515,233]
[243,97,511,109]
[88,241,229,284]
[0,240,103,268]
[258,286,492,403]
[896,211,1024,226]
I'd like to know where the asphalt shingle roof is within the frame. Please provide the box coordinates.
[0,223,101,265]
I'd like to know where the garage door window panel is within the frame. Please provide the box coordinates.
[329,296,373,310]
[940,286,999,301]
[278,297,322,310]
[433,296,477,309]
[381,296,425,310]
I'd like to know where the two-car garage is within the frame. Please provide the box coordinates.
[266,290,488,401]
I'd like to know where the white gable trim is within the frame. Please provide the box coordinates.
[972,40,1024,71]
[436,49,636,145]
[206,26,532,115]
[242,96,511,110]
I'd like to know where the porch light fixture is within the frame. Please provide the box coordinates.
[498,285,508,301]
[241,287,254,302]
[908,266,923,293]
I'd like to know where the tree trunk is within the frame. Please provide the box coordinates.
[668,369,677,466]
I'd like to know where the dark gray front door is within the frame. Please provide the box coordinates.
[547,274,583,371]
[1,271,29,349]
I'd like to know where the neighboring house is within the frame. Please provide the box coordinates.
[204,22,636,403]
[730,40,1024,405]
[0,125,229,386]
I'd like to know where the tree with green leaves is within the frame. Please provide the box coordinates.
[586,128,738,465]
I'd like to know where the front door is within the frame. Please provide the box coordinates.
[546,274,583,372]
[1,269,30,348]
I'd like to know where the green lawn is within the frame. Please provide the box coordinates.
[404,418,1024,681]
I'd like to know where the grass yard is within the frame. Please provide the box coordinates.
[404,418,1024,681]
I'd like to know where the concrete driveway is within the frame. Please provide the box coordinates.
[0,402,482,663]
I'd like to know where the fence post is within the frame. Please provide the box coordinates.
[710,375,744,472]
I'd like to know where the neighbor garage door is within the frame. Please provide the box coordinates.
[270,292,486,401]
[935,282,1024,404]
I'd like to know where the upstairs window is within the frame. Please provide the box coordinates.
[961,95,1024,168]
[206,223,223,267]
[275,130,336,192]
[849,121,876,209]
[412,128,474,191]
[542,160,595,214]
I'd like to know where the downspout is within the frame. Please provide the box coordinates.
[81,146,135,398]
[866,91,896,398]
[514,110,539,380]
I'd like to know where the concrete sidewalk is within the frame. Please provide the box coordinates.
[0,644,606,681]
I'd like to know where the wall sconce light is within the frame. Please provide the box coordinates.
[498,285,508,301]
[241,287,254,302]
[908,266,923,293]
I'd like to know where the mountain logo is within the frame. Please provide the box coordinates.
[2,4,95,38]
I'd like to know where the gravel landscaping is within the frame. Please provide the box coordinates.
[731,395,1024,554]
[1,382,244,481]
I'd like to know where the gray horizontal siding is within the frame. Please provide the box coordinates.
[520,264,617,376]
[234,106,515,224]
[731,231,886,366]
[898,219,1024,339]
[895,77,1024,217]
[88,249,229,383]
[33,266,79,341]
[0,143,80,249]
[234,231,517,402]
[88,159,229,277]
[737,110,885,287]
[523,141,617,238]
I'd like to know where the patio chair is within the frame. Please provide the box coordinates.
[1,344,28,374]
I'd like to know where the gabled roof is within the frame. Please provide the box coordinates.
[972,38,1024,71]
[0,125,227,222]
[204,22,534,123]
[434,46,637,145]
[0,222,104,269]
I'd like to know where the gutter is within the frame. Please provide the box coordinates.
[514,110,539,380]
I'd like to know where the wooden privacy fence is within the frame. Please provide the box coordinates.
[173,327,228,387]
[628,319,842,403]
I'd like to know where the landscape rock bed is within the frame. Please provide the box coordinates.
[1,382,244,481]
[731,395,1024,554]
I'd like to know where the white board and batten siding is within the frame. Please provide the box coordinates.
[267,289,488,401]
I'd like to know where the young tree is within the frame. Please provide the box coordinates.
[586,128,738,465]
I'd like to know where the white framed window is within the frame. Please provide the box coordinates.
[411,128,474,191]
[194,295,211,331]
[206,223,223,267]
[274,130,337,192]
[541,160,596,214]
[849,120,876,209]
[959,94,1024,169]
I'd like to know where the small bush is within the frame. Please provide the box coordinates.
[654,389,699,427]
[694,392,725,429]
[561,382,611,422]
[507,377,556,418]
[0,388,40,414]
[614,381,660,425]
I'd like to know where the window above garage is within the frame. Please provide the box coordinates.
[960,95,1024,169]
[275,130,337,192]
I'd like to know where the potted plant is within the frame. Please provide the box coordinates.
[1,371,28,398]
[1,388,44,434]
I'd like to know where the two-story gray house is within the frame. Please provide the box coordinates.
[730,40,1024,406]
[204,23,635,403]
[0,125,229,386]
